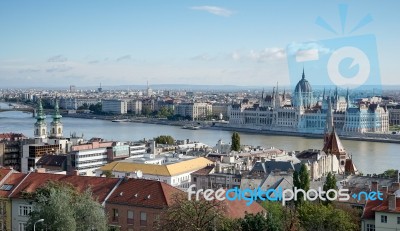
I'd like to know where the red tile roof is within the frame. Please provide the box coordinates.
[0,168,13,181]
[362,196,400,219]
[372,198,400,213]
[362,198,384,219]
[9,172,120,203]
[322,127,346,156]
[106,178,183,209]
[0,133,26,141]
[223,191,266,219]
[0,172,26,197]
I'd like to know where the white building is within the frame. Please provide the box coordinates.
[127,99,142,115]
[11,198,32,231]
[68,141,113,176]
[102,99,127,114]
[361,184,400,231]
[228,70,389,135]
[69,147,108,176]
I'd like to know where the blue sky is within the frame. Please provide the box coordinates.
[0,1,399,88]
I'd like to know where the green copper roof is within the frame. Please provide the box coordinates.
[52,99,62,120]
[36,99,46,120]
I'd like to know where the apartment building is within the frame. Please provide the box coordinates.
[102,99,128,114]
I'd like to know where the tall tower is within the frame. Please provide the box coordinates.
[34,99,47,139]
[346,88,351,109]
[50,99,63,138]
[323,96,334,147]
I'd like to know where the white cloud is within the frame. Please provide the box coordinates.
[230,48,286,62]
[191,54,213,61]
[231,51,241,61]
[116,55,131,62]
[286,42,331,59]
[46,64,73,73]
[248,48,286,62]
[190,6,234,17]
[48,55,68,62]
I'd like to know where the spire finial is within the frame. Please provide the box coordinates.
[302,67,305,79]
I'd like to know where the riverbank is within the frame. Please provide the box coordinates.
[61,113,400,144]
[207,125,400,144]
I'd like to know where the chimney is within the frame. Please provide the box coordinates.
[35,168,46,173]
[67,169,79,176]
[388,194,396,211]
[371,181,378,191]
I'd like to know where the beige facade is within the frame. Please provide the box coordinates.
[174,103,212,120]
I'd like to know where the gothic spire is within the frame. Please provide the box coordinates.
[302,67,305,79]
[298,85,303,109]
[283,88,286,101]
[346,88,350,109]
[326,96,334,132]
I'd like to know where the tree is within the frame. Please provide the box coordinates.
[102,170,114,178]
[157,106,174,118]
[89,102,102,114]
[239,213,268,231]
[77,103,89,110]
[298,202,357,231]
[142,107,152,116]
[322,172,337,204]
[154,135,175,145]
[260,201,300,231]
[231,132,240,152]
[25,181,108,231]
[293,164,310,206]
[382,169,399,178]
[157,193,229,231]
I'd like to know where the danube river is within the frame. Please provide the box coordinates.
[0,107,399,174]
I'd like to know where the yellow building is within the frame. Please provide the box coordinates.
[0,168,24,231]
[96,156,213,190]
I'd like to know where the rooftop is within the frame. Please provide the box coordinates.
[9,172,120,203]
[99,157,213,176]
[106,178,183,209]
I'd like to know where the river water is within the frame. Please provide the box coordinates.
[0,103,398,174]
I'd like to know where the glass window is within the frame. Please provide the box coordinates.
[140,212,147,226]
[381,215,387,223]
[127,210,134,224]
[128,210,134,219]
[397,217,400,225]
[18,205,32,216]
[366,224,375,231]
[112,208,118,221]
[18,223,26,231]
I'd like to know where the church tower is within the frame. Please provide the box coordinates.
[34,98,47,139]
[50,98,63,138]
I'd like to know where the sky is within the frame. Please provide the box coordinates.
[0,1,399,88]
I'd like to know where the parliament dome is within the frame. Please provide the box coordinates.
[294,69,312,93]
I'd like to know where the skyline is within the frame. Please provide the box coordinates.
[1,1,399,88]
